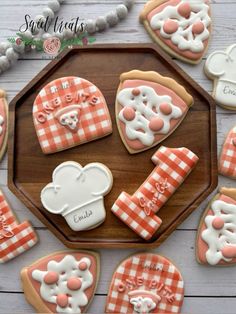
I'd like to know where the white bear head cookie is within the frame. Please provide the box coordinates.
[205,44,236,110]
[41,161,113,231]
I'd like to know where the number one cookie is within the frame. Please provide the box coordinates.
[0,189,38,263]
[112,146,199,240]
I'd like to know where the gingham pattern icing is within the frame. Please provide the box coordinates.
[112,146,199,240]
[33,76,112,154]
[105,253,184,314]
[219,126,236,178]
[0,190,38,263]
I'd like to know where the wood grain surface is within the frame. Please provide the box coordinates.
[0,1,236,313]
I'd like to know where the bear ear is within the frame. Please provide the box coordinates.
[205,51,228,77]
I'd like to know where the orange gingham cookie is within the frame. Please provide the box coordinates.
[219,126,236,179]
[105,252,184,314]
[33,76,112,154]
[0,189,38,263]
[111,146,199,240]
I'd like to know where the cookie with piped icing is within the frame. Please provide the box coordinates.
[115,70,193,154]
[219,126,236,179]
[140,0,212,64]
[21,250,99,314]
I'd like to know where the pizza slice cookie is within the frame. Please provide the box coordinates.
[115,70,193,154]
[105,252,184,313]
[140,0,212,64]
[196,187,236,266]
[219,126,236,179]
[21,250,99,313]
[33,76,112,154]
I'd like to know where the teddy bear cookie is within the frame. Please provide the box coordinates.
[21,250,99,314]
[33,76,112,154]
[0,89,8,162]
[196,187,236,266]
[41,161,113,231]
[205,44,236,110]
[218,126,236,179]
[105,252,184,313]
[116,70,193,154]
[140,0,211,64]
[112,146,199,240]
[0,189,38,263]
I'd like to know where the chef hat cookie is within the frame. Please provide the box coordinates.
[196,187,236,266]
[140,0,212,64]
[105,252,184,313]
[219,126,236,179]
[41,161,113,231]
[205,44,236,110]
[116,70,193,154]
[0,89,8,162]
[33,76,112,154]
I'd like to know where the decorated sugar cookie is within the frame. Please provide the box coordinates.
[0,89,8,161]
[205,44,236,110]
[41,161,113,231]
[33,76,112,154]
[116,70,193,154]
[21,250,99,314]
[197,187,236,266]
[112,146,199,240]
[0,189,38,263]
[105,252,184,313]
[219,126,236,179]
[140,0,211,64]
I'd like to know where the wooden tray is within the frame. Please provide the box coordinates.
[8,44,218,249]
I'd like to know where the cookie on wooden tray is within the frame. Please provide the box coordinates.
[112,146,199,240]
[0,189,38,263]
[140,0,211,64]
[33,76,112,154]
[21,250,99,314]
[196,187,236,266]
[219,126,236,179]
[105,252,184,313]
[115,70,193,154]
[205,44,236,110]
[0,89,8,162]
[41,161,113,231]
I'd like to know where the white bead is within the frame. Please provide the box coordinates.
[34,14,46,25]
[5,48,19,64]
[0,56,10,72]
[0,42,12,55]
[58,0,65,3]
[123,0,133,10]
[42,7,55,20]
[13,42,25,54]
[42,33,52,39]
[22,30,33,40]
[54,31,64,40]
[63,29,74,39]
[116,4,128,19]
[47,0,60,13]
[96,16,107,32]
[86,19,97,34]
[106,11,119,27]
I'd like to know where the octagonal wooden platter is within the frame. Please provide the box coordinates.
[8,44,217,249]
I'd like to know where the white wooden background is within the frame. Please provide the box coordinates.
[0,1,236,313]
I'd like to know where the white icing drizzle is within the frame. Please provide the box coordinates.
[150,0,211,53]
[32,255,93,314]
[117,86,182,146]
[0,115,4,135]
[201,200,236,265]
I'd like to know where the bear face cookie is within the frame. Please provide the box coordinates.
[21,250,99,314]
[197,188,236,266]
[205,44,236,110]
[105,253,184,313]
[33,76,112,154]
[219,126,236,179]
[0,89,8,162]
[41,161,113,231]
[140,0,211,64]
[115,70,193,154]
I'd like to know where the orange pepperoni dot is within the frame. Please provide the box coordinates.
[177,2,191,18]
[56,294,68,308]
[67,277,82,290]
[43,271,59,285]
[192,21,205,34]
[163,19,178,34]
[149,117,164,132]
[79,261,88,271]
[132,88,141,96]
[159,103,172,115]
[123,107,136,121]
[212,217,224,230]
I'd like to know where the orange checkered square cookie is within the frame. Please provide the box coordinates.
[33,76,112,154]
[105,252,184,314]
[111,146,199,240]
[219,126,236,179]
[0,189,38,263]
